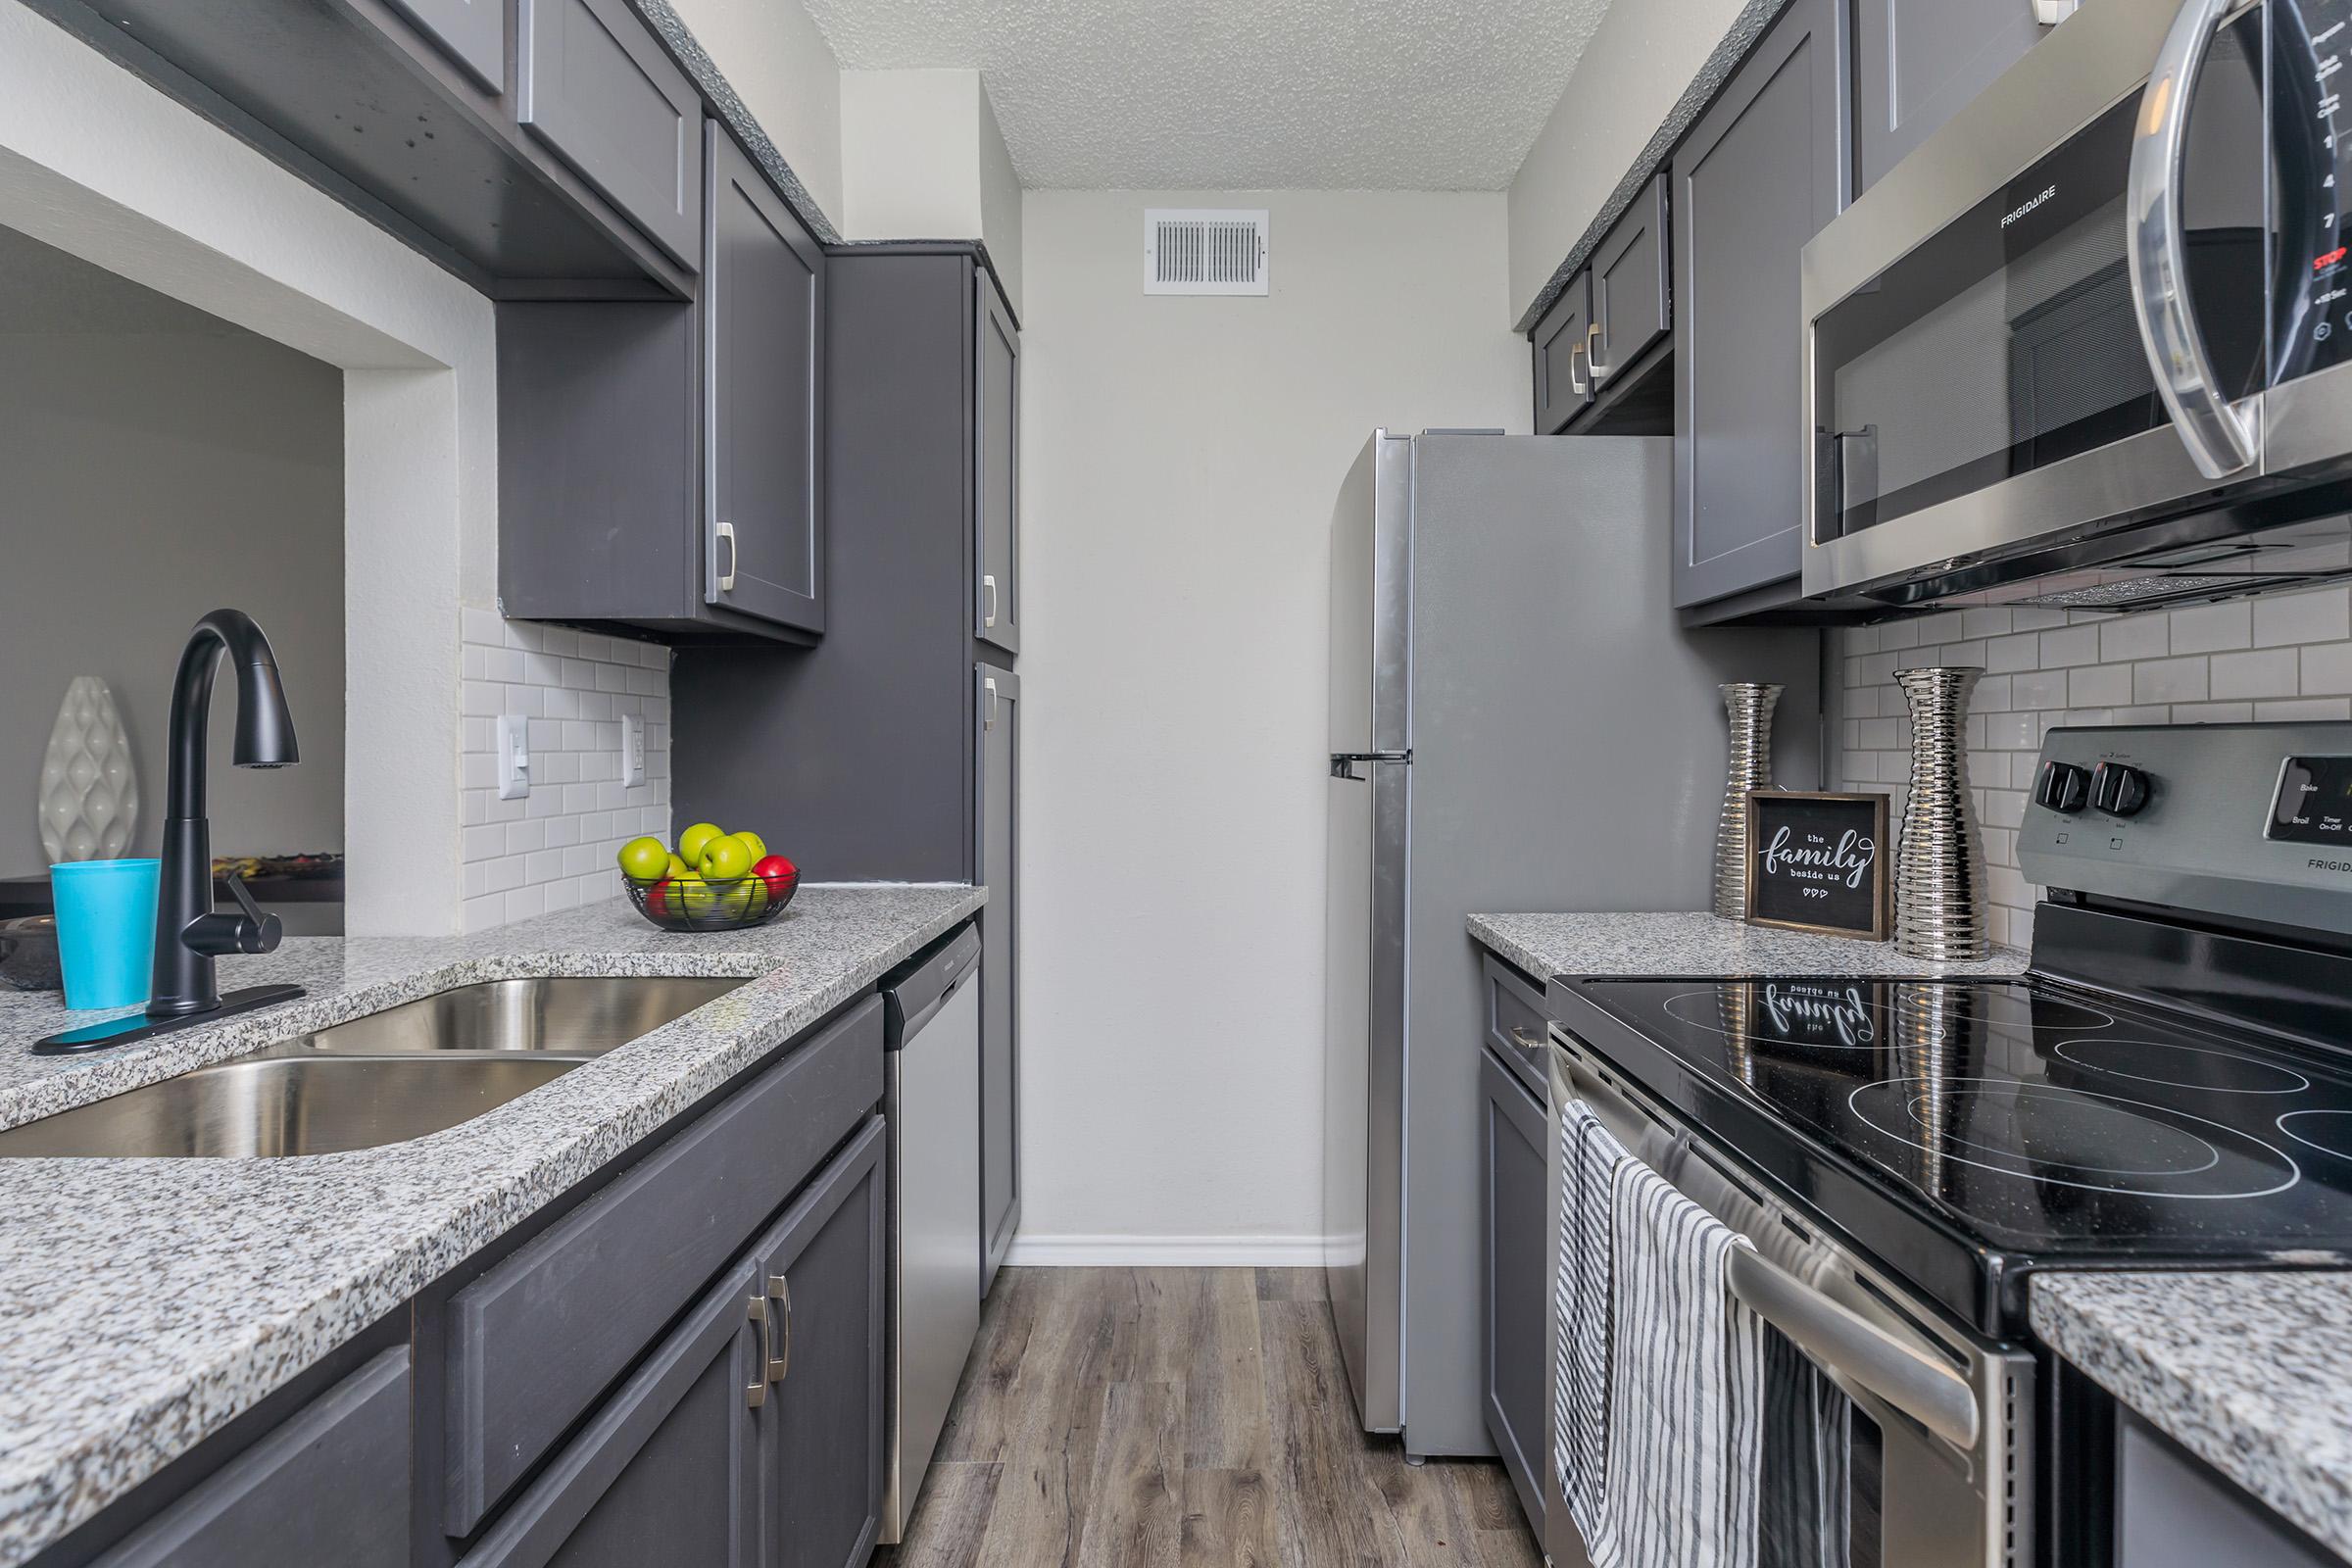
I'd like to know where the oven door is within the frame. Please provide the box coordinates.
[1801,0,2275,607]
[1548,1030,2036,1568]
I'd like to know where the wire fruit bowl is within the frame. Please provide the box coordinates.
[621,868,798,933]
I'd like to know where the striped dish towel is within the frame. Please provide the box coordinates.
[1585,1154,1767,1568]
[1553,1099,1626,1544]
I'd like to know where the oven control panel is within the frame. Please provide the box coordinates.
[2019,721,2352,934]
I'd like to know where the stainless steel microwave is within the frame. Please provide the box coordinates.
[1802,0,2352,613]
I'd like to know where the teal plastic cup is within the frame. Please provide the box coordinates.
[50,858,161,1011]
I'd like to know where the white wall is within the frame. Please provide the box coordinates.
[1507,0,1750,319]
[0,236,345,877]
[839,69,1023,309]
[1014,189,1521,1260]
[1833,586,2352,953]
[664,0,846,223]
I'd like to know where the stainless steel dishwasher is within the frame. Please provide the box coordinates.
[879,921,983,1544]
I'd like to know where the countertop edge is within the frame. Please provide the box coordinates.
[1467,909,2030,983]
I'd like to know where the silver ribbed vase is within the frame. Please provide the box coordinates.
[1713,683,1782,919]
[1893,666,1989,960]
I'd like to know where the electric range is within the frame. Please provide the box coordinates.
[1542,721,2352,1568]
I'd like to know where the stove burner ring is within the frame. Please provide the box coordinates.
[1660,986,1915,1050]
[1847,1077,2303,1199]
[1892,1087,2220,1177]
[1980,996,2118,1034]
[2051,1038,2312,1096]
[2278,1110,2352,1161]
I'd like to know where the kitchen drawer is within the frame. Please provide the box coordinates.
[517,0,704,268]
[96,1349,410,1568]
[1482,952,1550,1100]
[442,995,884,1535]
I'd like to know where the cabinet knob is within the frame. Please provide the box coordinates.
[715,520,738,593]
[1567,341,1589,397]
[767,1274,792,1385]
[984,676,999,732]
[746,1293,769,1408]
[982,574,999,629]
[1586,318,1611,381]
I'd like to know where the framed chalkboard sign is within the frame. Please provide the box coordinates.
[1743,791,1891,941]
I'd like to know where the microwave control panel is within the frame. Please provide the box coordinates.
[2281,0,2352,377]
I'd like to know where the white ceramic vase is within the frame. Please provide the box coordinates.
[39,677,140,863]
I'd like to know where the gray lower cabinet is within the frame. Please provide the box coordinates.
[975,273,1021,656]
[497,120,826,643]
[2117,1413,2339,1568]
[705,121,826,635]
[1853,0,2052,195]
[93,1349,411,1568]
[1531,275,1592,435]
[758,1116,888,1568]
[1670,0,1849,612]
[517,0,704,268]
[978,663,1021,1296]
[1480,1049,1547,1533]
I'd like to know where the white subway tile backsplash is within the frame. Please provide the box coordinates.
[1836,591,2352,952]
[457,611,670,929]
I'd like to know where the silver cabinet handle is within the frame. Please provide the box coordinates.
[984,675,999,732]
[1724,1248,1979,1451]
[982,574,999,629]
[746,1293,769,1408]
[768,1274,792,1385]
[1567,341,1589,397]
[715,520,738,592]
[1586,318,1611,381]
[2128,0,2257,478]
[1506,1025,1548,1052]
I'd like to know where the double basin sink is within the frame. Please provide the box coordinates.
[0,976,747,1159]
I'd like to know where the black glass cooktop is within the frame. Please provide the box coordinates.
[1556,974,2352,1329]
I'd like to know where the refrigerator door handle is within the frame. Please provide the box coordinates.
[1330,751,1411,780]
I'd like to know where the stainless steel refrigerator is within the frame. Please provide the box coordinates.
[1322,431,1821,1453]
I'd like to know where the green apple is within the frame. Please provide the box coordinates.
[677,821,726,864]
[617,836,670,882]
[665,853,691,880]
[698,834,755,881]
[733,830,768,861]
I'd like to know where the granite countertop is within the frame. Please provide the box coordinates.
[2034,1272,2352,1561]
[0,885,982,1566]
[1468,909,2029,983]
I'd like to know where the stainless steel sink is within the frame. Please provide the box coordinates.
[0,975,748,1158]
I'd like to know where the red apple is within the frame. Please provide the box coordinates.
[752,855,799,907]
[645,876,675,918]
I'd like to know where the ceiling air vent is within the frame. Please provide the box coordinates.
[1145,209,1269,296]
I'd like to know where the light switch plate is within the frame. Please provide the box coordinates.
[621,712,645,788]
[497,714,530,801]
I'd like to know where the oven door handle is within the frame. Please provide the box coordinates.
[2127,0,2258,479]
[1725,1246,1981,1452]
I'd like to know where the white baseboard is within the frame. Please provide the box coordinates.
[1001,1234,1332,1268]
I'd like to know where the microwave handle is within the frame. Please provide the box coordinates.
[2127,0,2258,479]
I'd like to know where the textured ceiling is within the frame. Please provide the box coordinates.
[799,0,1612,189]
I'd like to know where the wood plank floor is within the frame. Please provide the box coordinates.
[876,1267,1544,1568]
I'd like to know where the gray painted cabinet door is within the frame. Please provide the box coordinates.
[759,1118,888,1568]
[1530,275,1592,435]
[977,663,1021,1296]
[1854,0,2051,194]
[516,0,703,267]
[457,1260,762,1568]
[385,0,507,91]
[1480,1051,1546,1533]
[1670,0,1849,609]
[1589,174,1670,393]
[975,273,1021,655]
[705,122,826,635]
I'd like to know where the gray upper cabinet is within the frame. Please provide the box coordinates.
[1530,275,1592,435]
[758,1117,888,1568]
[94,1349,411,1568]
[385,0,507,91]
[518,0,704,268]
[1589,173,1671,393]
[1670,0,1849,611]
[706,122,826,635]
[1854,0,2053,195]
[975,272,1021,656]
[978,663,1021,1297]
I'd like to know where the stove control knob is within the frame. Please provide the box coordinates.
[2091,761,2151,817]
[2035,760,2091,814]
